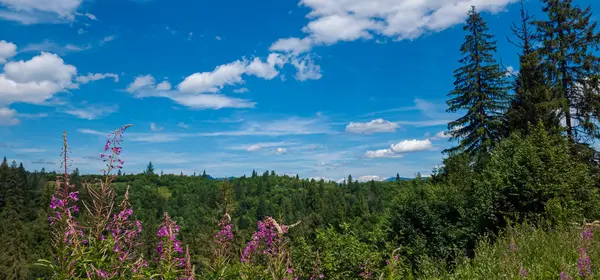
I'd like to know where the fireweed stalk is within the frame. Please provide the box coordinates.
[155,212,194,279]
[38,131,86,278]
[206,213,234,278]
[39,125,150,279]
[240,216,300,280]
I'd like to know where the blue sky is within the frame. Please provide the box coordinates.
[0,0,597,182]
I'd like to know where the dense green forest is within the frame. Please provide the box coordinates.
[2,0,600,279]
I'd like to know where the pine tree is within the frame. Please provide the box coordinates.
[0,162,29,279]
[0,157,8,212]
[506,0,559,135]
[445,6,510,161]
[395,173,401,183]
[146,161,155,175]
[536,0,600,143]
[202,170,207,178]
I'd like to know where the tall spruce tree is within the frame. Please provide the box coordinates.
[536,0,600,143]
[0,162,29,279]
[506,0,559,135]
[445,6,509,160]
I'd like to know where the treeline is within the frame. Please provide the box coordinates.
[1,0,600,279]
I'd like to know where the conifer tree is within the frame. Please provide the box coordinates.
[0,162,29,279]
[146,161,155,175]
[445,6,510,161]
[506,0,559,135]
[536,0,600,143]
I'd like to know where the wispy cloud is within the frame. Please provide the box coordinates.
[16,148,46,153]
[20,40,92,55]
[62,105,118,120]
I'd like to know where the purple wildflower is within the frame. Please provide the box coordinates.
[578,247,593,277]
[519,266,528,277]
[559,272,572,280]
[582,229,593,241]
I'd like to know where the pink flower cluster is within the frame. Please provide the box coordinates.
[100,124,132,174]
[105,194,143,263]
[577,247,593,277]
[241,217,287,263]
[157,213,186,267]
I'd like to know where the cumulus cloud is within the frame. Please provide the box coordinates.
[126,54,291,109]
[245,53,286,80]
[76,73,119,84]
[0,0,83,24]
[156,81,172,90]
[365,139,433,158]
[0,40,16,63]
[346,118,399,134]
[270,0,517,54]
[0,52,77,105]
[178,61,247,93]
[269,37,313,54]
[275,147,288,155]
[291,55,322,81]
[127,74,155,92]
[0,107,19,125]
[364,149,402,158]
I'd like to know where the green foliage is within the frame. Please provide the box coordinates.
[536,0,600,143]
[445,223,600,279]
[445,6,510,160]
[476,124,600,230]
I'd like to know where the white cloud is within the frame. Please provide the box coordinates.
[0,52,77,105]
[150,122,163,132]
[236,142,293,152]
[156,80,172,90]
[0,0,83,24]
[76,73,119,84]
[15,148,46,153]
[270,37,313,54]
[20,40,91,54]
[270,0,516,54]
[216,36,222,41]
[127,74,155,92]
[433,130,451,140]
[346,118,399,134]
[292,55,322,81]
[4,52,76,84]
[178,60,247,93]
[365,139,433,158]
[100,35,116,45]
[246,144,262,152]
[62,104,118,120]
[275,147,288,155]
[0,40,16,63]
[83,12,96,20]
[233,87,249,93]
[0,107,19,125]
[245,54,286,80]
[170,94,255,109]
[177,122,190,129]
[357,175,384,182]
[365,149,401,158]
[390,139,433,153]
[506,65,518,76]
[304,14,380,45]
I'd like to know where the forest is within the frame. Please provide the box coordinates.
[1,0,600,279]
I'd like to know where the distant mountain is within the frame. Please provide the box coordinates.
[384,177,412,182]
